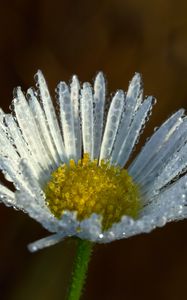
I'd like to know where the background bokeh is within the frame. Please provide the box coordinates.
[0,0,187,299]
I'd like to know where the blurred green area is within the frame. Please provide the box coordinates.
[1,0,187,299]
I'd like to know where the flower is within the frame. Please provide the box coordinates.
[0,70,186,252]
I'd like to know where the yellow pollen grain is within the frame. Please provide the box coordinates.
[45,154,141,231]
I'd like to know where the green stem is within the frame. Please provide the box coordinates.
[66,239,94,300]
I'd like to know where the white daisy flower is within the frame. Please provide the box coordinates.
[0,70,186,252]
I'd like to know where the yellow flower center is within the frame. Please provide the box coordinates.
[45,154,141,231]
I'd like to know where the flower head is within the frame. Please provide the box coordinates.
[0,71,186,252]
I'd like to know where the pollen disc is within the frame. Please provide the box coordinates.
[45,154,141,230]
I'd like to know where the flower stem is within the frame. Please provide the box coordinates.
[66,239,94,300]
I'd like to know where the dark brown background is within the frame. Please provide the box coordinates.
[0,0,187,299]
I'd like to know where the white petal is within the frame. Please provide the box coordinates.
[99,90,124,162]
[19,159,47,204]
[112,96,155,167]
[57,81,77,161]
[27,88,60,167]
[100,216,142,242]
[0,183,17,208]
[92,72,105,159]
[129,109,185,179]
[13,87,52,175]
[0,157,26,189]
[142,120,187,196]
[142,173,187,221]
[35,70,67,163]
[70,75,82,160]
[138,116,187,189]
[0,114,20,166]
[58,211,79,234]
[77,213,102,241]
[81,82,94,158]
[111,73,143,163]
[126,73,143,113]
[148,143,187,196]
[4,114,41,179]
[15,190,59,233]
[0,108,4,123]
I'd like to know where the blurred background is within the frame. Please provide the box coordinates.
[0,0,187,299]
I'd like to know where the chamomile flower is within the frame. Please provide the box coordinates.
[0,71,186,252]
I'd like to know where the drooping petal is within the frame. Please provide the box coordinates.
[28,233,67,252]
